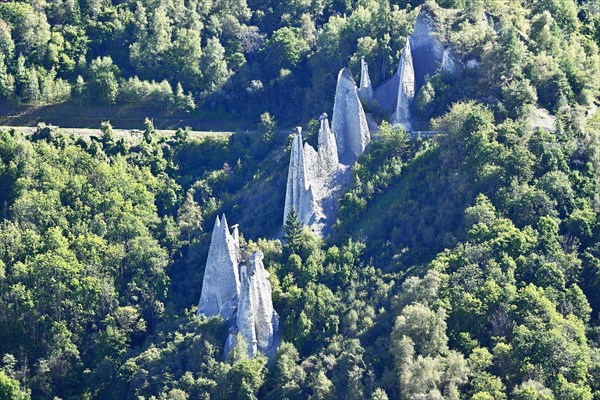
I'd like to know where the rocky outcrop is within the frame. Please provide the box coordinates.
[331,68,371,165]
[371,8,463,129]
[197,215,240,322]
[198,217,279,359]
[232,250,280,358]
[236,261,257,356]
[358,58,374,103]
[528,107,557,133]
[317,113,339,171]
[374,71,401,116]
[247,251,279,352]
[392,39,415,131]
[283,127,319,226]
[409,9,445,91]
[441,47,459,74]
[283,114,352,236]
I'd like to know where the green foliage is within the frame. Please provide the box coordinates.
[1,1,600,400]
[0,0,595,121]
[0,370,29,400]
[88,56,119,104]
[258,112,277,144]
[284,207,303,256]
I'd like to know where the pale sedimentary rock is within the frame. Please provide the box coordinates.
[236,262,257,357]
[231,250,280,358]
[465,59,480,69]
[231,224,240,261]
[441,47,459,74]
[358,58,374,103]
[373,8,464,127]
[373,72,401,116]
[528,107,557,133]
[283,127,318,226]
[392,39,415,130]
[197,215,240,322]
[199,217,279,359]
[283,115,352,236]
[317,113,339,171]
[373,10,442,117]
[409,9,445,91]
[247,251,278,352]
[331,68,371,165]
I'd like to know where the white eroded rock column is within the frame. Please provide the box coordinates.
[236,262,258,357]
[283,127,316,226]
[392,39,415,131]
[331,68,371,165]
[358,58,374,103]
[248,250,277,351]
[197,214,240,322]
[317,113,339,172]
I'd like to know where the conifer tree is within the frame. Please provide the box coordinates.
[0,53,11,99]
[284,207,302,255]
[177,189,202,246]
[143,118,156,144]
[100,120,115,148]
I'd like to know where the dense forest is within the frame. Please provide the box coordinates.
[2,0,600,399]
[1,0,596,120]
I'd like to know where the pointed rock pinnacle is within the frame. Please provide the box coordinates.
[331,68,371,165]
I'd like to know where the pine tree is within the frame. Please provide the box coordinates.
[100,120,115,148]
[0,52,12,99]
[23,67,40,104]
[258,112,276,144]
[284,207,302,255]
[15,55,28,98]
[174,127,190,143]
[143,117,156,144]
[177,190,202,246]
[73,75,86,103]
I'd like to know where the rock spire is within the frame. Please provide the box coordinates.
[358,58,374,103]
[236,261,257,356]
[198,217,279,359]
[197,214,240,322]
[392,39,415,131]
[236,250,279,356]
[370,8,463,129]
[248,251,278,352]
[331,67,371,165]
[283,127,318,226]
[283,69,373,235]
[283,113,352,236]
[317,113,339,171]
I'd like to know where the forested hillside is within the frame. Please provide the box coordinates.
[2,0,596,121]
[2,0,600,399]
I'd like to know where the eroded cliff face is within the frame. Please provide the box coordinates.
[283,8,463,235]
[236,262,257,357]
[197,215,240,322]
[283,115,352,236]
[410,9,445,92]
[198,217,279,359]
[370,8,463,130]
[332,68,371,165]
[246,251,278,352]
